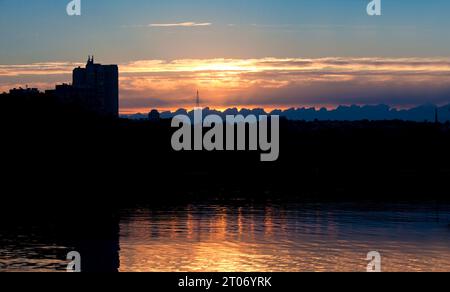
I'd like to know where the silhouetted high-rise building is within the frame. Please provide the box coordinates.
[48,56,119,117]
[70,56,119,117]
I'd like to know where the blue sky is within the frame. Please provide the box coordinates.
[1,0,450,111]
[1,0,450,63]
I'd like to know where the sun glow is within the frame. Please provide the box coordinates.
[2,57,450,113]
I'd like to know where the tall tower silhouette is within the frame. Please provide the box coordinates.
[196,90,200,109]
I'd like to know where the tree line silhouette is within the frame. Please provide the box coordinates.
[1,90,450,206]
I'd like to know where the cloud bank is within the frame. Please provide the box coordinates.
[1,57,450,113]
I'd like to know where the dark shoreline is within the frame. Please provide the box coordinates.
[1,101,449,207]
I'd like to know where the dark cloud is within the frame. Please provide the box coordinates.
[2,58,450,111]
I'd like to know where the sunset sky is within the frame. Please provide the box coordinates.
[1,0,450,113]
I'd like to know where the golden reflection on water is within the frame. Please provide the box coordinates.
[118,203,450,272]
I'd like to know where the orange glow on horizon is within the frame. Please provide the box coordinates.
[2,57,450,113]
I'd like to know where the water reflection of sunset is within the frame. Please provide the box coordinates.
[118,203,450,272]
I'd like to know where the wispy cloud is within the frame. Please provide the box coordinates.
[2,57,450,112]
[149,22,211,27]
[122,22,212,29]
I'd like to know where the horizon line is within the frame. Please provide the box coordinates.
[119,103,449,115]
